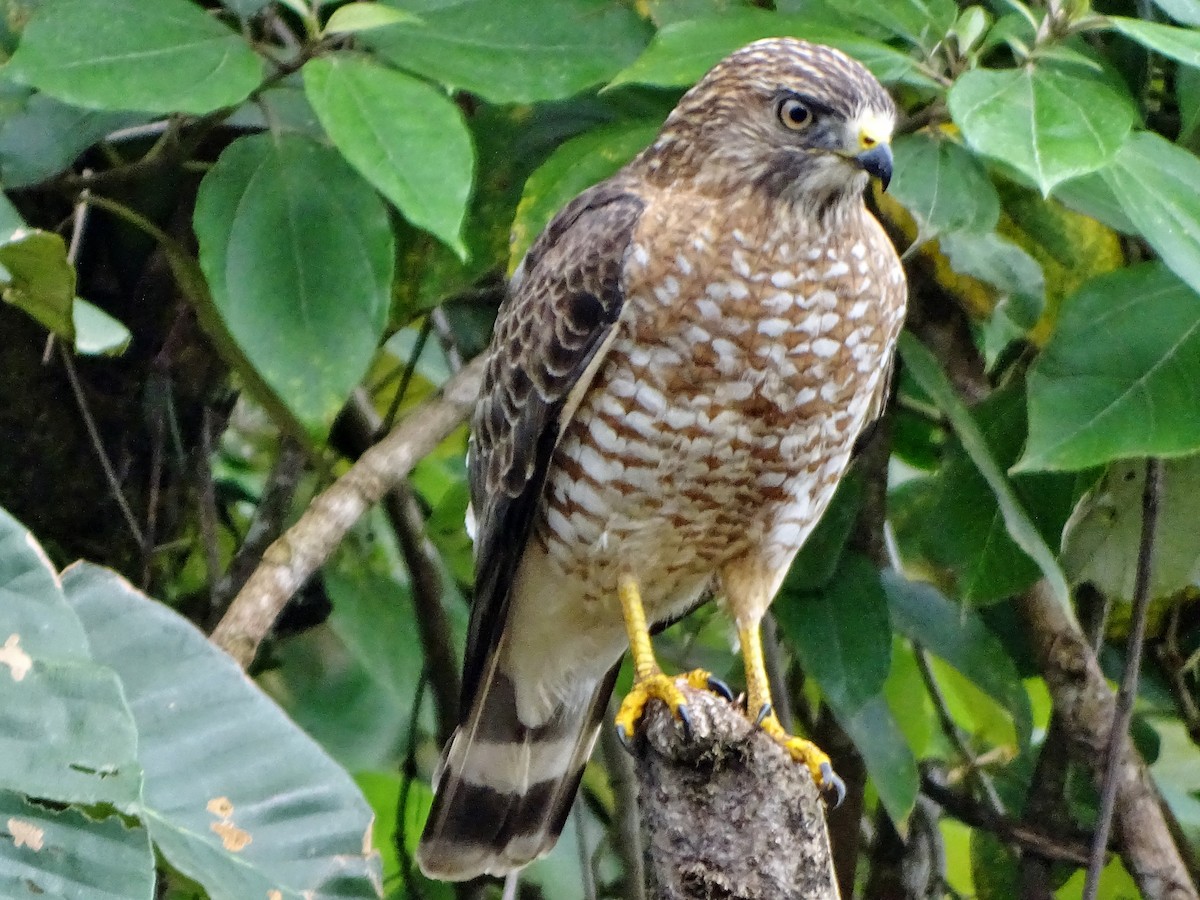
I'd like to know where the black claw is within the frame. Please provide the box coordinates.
[616,724,633,753]
[755,703,772,727]
[820,762,847,809]
[677,704,694,739]
[706,675,735,702]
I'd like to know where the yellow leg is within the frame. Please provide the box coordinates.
[739,622,846,805]
[613,572,730,744]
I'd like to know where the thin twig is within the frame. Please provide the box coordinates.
[57,346,146,549]
[396,674,428,900]
[575,803,596,900]
[196,406,224,612]
[914,645,1007,816]
[1084,457,1163,900]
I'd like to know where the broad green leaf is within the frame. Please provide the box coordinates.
[1102,131,1200,298]
[0,88,143,188]
[840,0,957,50]
[0,791,154,900]
[608,11,938,90]
[776,552,891,714]
[1062,456,1200,604]
[1020,263,1200,470]
[194,133,394,438]
[6,0,265,115]
[830,693,919,825]
[62,562,383,900]
[1053,171,1137,235]
[1152,0,1200,25]
[0,507,142,809]
[925,380,1075,604]
[324,1,419,34]
[0,192,22,237]
[948,65,1135,195]
[889,133,1000,241]
[897,331,1074,614]
[0,227,75,339]
[1109,16,1200,69]
[883,573,1032,744]
[510,120,658,270]
[73,299,131,356]
[366,0,651,104]
[303,53,473,257]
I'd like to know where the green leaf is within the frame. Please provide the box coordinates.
[0,507,143,809]
[925,380,1076,604]
[830,693,919,825]
[1062,455,1200,604]
[889,133,1000,241]
[73,299,131,356]
[1108,16,1200,69]
[840,0,957,50]
[776,553,891,714]
[883,573,1032,744]
[0,227,75,339]
[784,472,863,592]
[0,87,144,188]
[194,133,394,439]
[303,53,473,257]
[948,65,1135,195]
[1152,0,1200,25]
[897,331,1074,614]
[1020,263,1200,470]
[608,11,938,90]
[6,0,265,115]
[62,562,383,900]
[510,120,658,270]
[1052,171,1137,235]
[938,230,1044,328]
[1102,131,1200,298]
[365,0,651,104]
[324,1,419,34]
[0,791,154,900]
[1180,66,1200,145]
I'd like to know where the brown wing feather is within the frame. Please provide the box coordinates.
[461,179,644,709]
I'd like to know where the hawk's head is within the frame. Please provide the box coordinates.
[642,38,897,214]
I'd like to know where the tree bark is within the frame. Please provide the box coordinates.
[1020,580,1198,900]
[633,686,840,900]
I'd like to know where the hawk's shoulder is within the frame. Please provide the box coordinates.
[462,176,646,707]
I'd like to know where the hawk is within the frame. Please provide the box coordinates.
[418,37,906,881]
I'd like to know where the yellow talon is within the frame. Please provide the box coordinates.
[614,571,732,745]
[740,622,847,806]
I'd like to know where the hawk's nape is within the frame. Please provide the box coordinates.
[419,36,905,881]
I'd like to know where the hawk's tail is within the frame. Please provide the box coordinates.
[416,664,620,882]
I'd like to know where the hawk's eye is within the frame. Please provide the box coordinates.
[777,97,812,131]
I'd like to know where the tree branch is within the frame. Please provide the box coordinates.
[633,687,840,899]
[1019,579,1197,900]
[210,356,484,668]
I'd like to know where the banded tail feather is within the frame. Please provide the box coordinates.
[417,663,620,881]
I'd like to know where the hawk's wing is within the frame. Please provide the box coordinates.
[462,179,644,710]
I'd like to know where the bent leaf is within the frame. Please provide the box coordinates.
[63,563,383,900]
[889,133,1000,241]
[0,228,75,340]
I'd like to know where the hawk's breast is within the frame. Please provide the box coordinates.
[536,192,905,621]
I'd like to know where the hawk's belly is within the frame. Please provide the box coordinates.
[534,214,904,628]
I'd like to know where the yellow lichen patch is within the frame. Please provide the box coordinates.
[0,634,32,681]
[8,817,44,851]
[206,796,251,852]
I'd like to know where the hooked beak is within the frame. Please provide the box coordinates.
[855,143,893,191]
